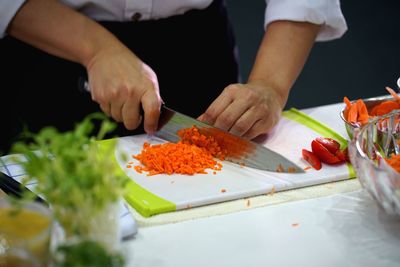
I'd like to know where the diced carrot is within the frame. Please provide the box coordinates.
[133,126,227,176]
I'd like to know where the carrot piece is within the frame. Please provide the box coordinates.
[356,99,369,124]
[386,86,400,101]
[385,153,400,173]
[343,96,352,109]
[133,126,226,176]
[347,101,359,123]
[370,101,400,116]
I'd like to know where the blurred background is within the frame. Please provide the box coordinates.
[226,0,400,110]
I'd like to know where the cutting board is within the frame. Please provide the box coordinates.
[112,106,355,217]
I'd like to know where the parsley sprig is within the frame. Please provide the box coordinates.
[11,113,129,236]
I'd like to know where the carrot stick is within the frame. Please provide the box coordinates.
[370,101,400,116]
[386,87,400,101]
[347,101,358,123]
[356,99,369,124]
[343,96,352,109]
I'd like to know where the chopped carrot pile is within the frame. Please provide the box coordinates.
[133,126,225,176]
[385,154,400,173]
[343,87,400,125]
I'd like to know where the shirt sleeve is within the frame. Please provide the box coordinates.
[0,0,26,38]
[264,0,347,41]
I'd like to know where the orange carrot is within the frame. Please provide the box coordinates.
[370,101,400,116]
[356,99,369,124]
[133,126,226,176]
[347,101,359,123]
[343,96,352,109]
[385,154,400,173]
[386,87,400,101]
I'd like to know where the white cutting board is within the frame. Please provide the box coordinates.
[115,103,354,217]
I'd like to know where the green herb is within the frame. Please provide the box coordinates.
[54,239,125,267]
[11,113,129,236]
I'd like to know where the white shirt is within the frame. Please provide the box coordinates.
[0,0,347,41]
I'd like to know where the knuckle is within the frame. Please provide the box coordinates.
[232,121,248,134]
[217,114,234,127]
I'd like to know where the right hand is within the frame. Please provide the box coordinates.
[85,43,163,134]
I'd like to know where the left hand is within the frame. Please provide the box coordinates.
[198,80,286,140]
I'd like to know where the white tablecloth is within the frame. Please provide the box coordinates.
[120,102,400,267]
[123,189,400,267]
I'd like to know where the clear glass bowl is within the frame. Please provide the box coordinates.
[340,95,395,139]
[348,110,400,216]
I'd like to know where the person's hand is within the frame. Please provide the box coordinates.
[86,43,163,134]
[198,80,286,140]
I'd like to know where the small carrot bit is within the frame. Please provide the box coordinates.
[268,186,276,196]
[291,223,299,227]
[287,167,296,173]
[276,164,284,172]
[126,164,132,168]
[213,171,216,175]
[220,188,226,193]
[303,166,312,171]
[133,165,143,174]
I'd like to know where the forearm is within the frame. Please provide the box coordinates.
[248,20,320,107]
[7,0,120,67]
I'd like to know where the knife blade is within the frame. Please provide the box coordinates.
[156,106,304,173]
[77,78,303,173]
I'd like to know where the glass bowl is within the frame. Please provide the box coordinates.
[340,95,395,139]
[348,110,400,216]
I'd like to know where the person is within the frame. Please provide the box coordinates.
[0,0,347,153]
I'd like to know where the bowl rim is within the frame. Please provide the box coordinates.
[340,94,396,125]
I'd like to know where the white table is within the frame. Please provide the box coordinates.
[123,189,400,267]
[121,102,400,267]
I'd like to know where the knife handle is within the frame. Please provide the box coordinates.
[77,76,147,117]
[0,172,47,205]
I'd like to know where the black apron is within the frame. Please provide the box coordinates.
[0,0,239,153]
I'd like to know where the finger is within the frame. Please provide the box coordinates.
[110,99,124,122]
[201,85,236,124]
[229,108,259,137]
[121,97,141,130]
[99,102,111,117]
[213,99,250,132]
[242,110,280,140]
[242,119,268,140]
[141,90,162,135]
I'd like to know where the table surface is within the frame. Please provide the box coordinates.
[2,101,399,267]
[121,102,400,267]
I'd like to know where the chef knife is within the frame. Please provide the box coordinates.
[77,77,303,173]
[156,106,304,173]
